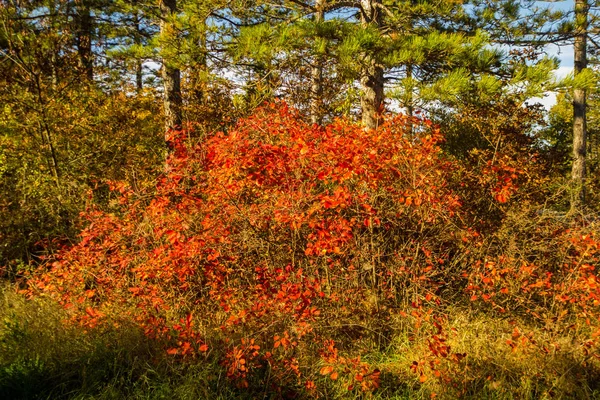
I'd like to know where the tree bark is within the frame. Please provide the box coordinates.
[134,11,143,92]
[571,0,588,211]
[160,0,182,135]
[190,23,207,105]
[51,50,58,90]
[75,0,93,81]
[360,0,384,130]
[136,61,143,92]
[310,0,325,125]
[406,63,414,136]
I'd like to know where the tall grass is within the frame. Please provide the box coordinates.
[0,285,232,399]
[3,283,600,399]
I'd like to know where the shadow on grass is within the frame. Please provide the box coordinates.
[0,290,294,400]
[373,370,422,399]
[4,285,600,400]
[0,286,225,400]
[452,352,600,400]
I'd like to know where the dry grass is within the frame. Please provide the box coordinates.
[369,308,600,399]
[3,281,600,399]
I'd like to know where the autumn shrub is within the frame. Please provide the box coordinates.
[20,103,474,396]
[19,103,600,398]
[447,200,600,397]
[466,211,600,338]
[0,86,163,270]
[437,97,553,233]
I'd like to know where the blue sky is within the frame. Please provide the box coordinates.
[530,0,577,108]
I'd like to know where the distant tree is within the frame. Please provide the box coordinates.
[159,0,182,134]
[74,0,94,80]
[475,0,600,210]
[571,0,589,210]
[0,0,163,269]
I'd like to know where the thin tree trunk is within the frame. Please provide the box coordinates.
[360,0,384,130]
[34,74,60,185]
[134,11,143,92]
[190,23,207,105]
[136,60,143,91]
[406,63,414,136]
[51,50,58,90]
[162,65,182,134]
[310,0,325,125]
[75,0,93,81]
[571,0,588,211]
[160,0,182,137]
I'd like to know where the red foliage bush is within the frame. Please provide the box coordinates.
[26,104,472,393]
[26,103,600,395]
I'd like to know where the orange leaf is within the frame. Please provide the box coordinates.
[320,366,334,375]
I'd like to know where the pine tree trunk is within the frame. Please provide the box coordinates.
[310,0,325,125]
[360,0,384,129]
[75,0,93,81]
[571,0,588,211]
[190,24,207,105]
[134,11,143,92]
[162,65,182,134]
[51,50,58,90]
[361,61,384,130]
[406,63,414,136]
[160,0,182,135]
[136,60,143,92]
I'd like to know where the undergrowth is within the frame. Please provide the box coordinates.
[3,104,600,399]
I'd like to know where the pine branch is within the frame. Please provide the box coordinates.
[324,1,361,12]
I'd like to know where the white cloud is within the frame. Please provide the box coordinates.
[554,66,572,79]
[527,66,573,110]
[527,92,557,109]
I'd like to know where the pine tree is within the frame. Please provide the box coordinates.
[160,0,182,134]
[74,0,94,80]
[310,0,326,124]
[358,0,384,129]
[571,0,589,210]
[473,0,600,211]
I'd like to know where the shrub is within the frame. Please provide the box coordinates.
[24,103,473,396]
[22,103,600,397]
